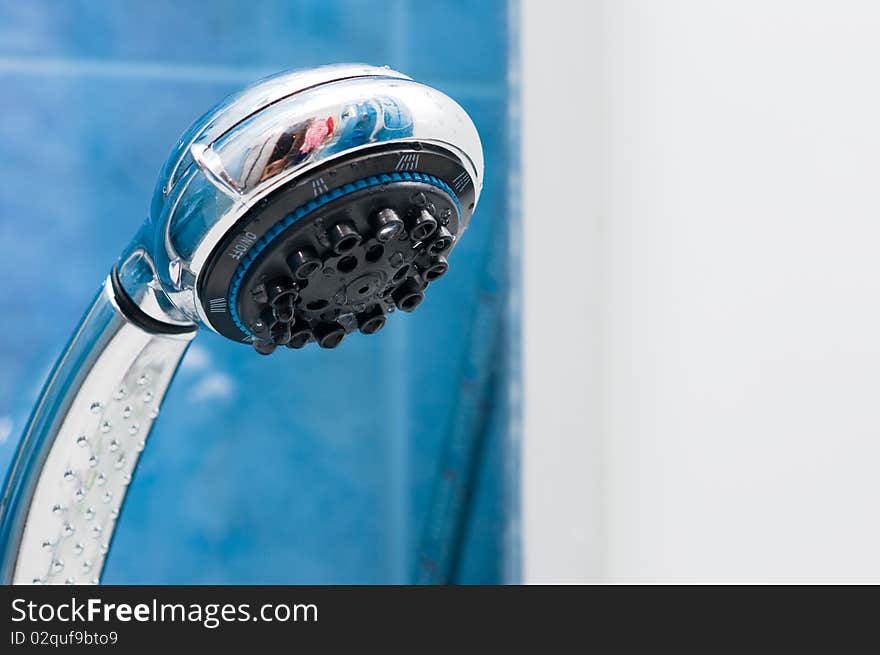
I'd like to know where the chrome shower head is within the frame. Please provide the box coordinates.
[118,63,483,353]
[0,64,483,585]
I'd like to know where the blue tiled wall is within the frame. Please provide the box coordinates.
[0,1,514,583]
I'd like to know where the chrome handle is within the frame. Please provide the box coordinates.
[0,278,195,584]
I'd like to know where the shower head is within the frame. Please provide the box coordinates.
[0,64,483,584]
[119,63,483,353]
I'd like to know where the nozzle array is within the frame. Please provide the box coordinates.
[237,180,458,355]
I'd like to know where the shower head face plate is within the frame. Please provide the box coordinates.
[197,143,475,353]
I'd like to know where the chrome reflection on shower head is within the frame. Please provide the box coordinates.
[0,64,483,584]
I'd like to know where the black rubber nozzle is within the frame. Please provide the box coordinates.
[430,226,454,254]
[372,208,405,242]
[287,248,321,279]
[357,306,387,334]
[392,279,425,312]
[268,279,298,321]
[287,326,312,349]
[423,256,449,282]
[328,221,362,254]
[391,262,412,283]
[253,339,277,355]
[270,320,292,345]
[314,321,346,348]
[408,209,438,242]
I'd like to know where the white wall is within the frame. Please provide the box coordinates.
[523,1,880,582]
[521,0,605,582]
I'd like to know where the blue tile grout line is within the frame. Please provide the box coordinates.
[0,56,506,99]
[0,56,274,83]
